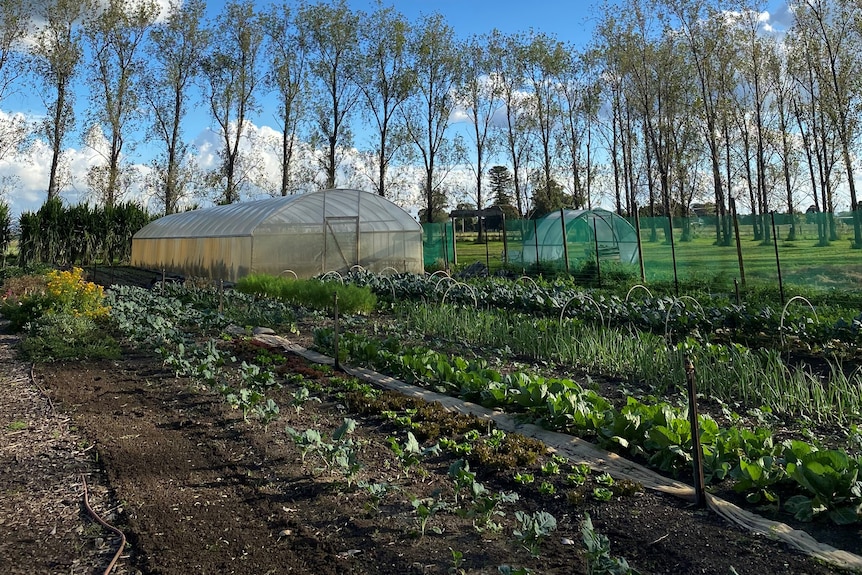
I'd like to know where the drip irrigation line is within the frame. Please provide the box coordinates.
[81,473,126,575]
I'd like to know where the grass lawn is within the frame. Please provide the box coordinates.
[439,223,862,292]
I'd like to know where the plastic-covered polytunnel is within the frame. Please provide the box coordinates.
[131,189,423,281]
[519,209,639,267]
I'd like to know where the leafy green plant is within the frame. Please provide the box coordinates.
[358,481,390,513]
[784,443,862,524]
[538,481,556,495]
[20,312,120,361]
[286,419,362,485]
[286,427,323,462]
[411,490,447,537]
[513,472,534,485]
[236,274,377,314]
[592,487,614,502]
[389,431,439,475]
[291,387,320,412]
[512,510,557,557]
[580,513,639,574]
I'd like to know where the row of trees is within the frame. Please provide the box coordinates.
[0,0,860,247]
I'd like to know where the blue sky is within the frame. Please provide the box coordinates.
[0,0,795,218]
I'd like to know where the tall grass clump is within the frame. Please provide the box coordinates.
[236,274,376,314]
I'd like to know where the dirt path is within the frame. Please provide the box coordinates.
[0,332,131,575]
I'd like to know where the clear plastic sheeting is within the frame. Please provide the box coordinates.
[131,189,423,281]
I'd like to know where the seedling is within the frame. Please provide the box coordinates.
[450,548,465,574]
[580,512,639,574]
[513,472,535,485]
[411,491,447,537]
[539,481,556,495]
[592,487,614,501]
[389,431,440,477]
[358,481,390,513]
[513,510,557,557]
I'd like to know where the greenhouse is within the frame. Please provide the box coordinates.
[519,209,640,268]
[131,189,423,281]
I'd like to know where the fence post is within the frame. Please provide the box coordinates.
[534,219,540,273]
[451,219,458,267]
[770,212,785,306]
[633,202,645,283]
[483,216,490,270]
[686,356,706,508]
[731,198,745,287]
[560,208,569,274]
[502,213,509,265]
[666,212,679,297]
[333,292,340,370]
[592,216,601,287]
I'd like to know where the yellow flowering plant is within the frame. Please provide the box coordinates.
[44,267,110,320]
[1,267,111,330]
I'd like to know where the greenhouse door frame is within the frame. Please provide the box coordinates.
[323,216,360,273]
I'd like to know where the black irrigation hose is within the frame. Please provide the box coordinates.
[81,473,126,575]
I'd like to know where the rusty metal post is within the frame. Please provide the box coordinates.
[686,356,706,508]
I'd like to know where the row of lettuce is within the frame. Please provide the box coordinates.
[314,329,862,525]
[1,268,860,525]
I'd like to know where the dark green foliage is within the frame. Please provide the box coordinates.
[17,199,152,266]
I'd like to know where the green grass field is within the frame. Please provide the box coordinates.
[440,221,862,293]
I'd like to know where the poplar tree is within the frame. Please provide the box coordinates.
[144,0,209,214]
[200,0,264,204]
[298,0,361,190]
[31,0,88,200]
[83,0,159,208]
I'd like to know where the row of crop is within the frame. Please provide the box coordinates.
[342,270,862,354]
[106,282,637,573]
[396,302,862,423]
[314,329,862,525]
[107,285,291,422]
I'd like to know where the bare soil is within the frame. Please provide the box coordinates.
[0,329,855,575]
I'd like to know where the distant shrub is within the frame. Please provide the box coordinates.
[236,274,376,314]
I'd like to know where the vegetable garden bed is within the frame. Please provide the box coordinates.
[1,266,861,574]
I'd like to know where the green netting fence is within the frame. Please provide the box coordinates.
[423,208,862,292]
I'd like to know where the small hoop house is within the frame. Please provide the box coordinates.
[131,189,423,281]
[520,209,639,266]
